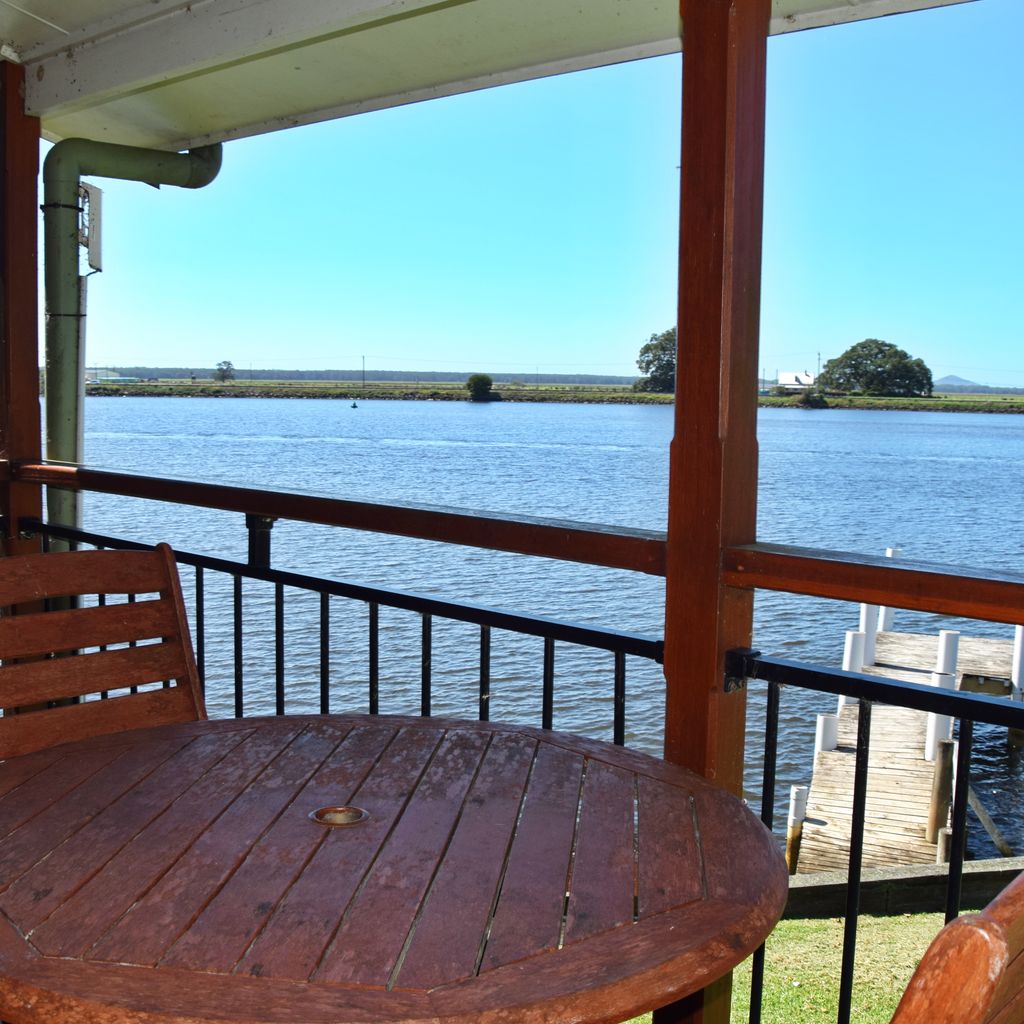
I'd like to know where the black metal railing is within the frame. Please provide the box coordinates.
[24,519,663,746]
[730,649,1024,1024]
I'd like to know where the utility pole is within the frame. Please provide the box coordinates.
[362,355,365,389]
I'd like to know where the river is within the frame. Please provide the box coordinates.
[80,397,1024,856]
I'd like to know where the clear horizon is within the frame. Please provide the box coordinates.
[48,0,1024,387]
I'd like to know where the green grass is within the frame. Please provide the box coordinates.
[624,910,962,1024]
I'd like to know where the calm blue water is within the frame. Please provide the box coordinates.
[80,398,1024,856]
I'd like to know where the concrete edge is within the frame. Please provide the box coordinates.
[784,856,1024,918]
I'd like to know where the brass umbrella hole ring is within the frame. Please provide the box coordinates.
[309,806,370,827]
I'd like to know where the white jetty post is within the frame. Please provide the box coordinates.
[876,545,901,632]
[838,630,866,711]
[936,629,960,679]
[925,671,955,761]
[1011,626,1024,747]
[1012,624,1023,701]
[859,603,879,668]
[786,785,809,875]
[815,713,839,755]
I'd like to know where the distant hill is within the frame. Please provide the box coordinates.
[933,374,1024,395]
[104,367,639,386]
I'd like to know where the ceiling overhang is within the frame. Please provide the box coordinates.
[2,0,977,150]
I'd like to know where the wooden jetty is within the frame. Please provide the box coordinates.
[794,629,1017,875]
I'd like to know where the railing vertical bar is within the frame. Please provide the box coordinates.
[613,651,626,746]
[748,678,781,1024]
[837,698,872,1024]
[542,638,554,730]
[319,592,330,715]
[127,593,139,694]
[274,582,285,716]
[195,565,206,694]
[368,602,379,715]
[421,613,432,717]
[946,718,974,923]
[233,574,244,718]
[479,625,491,722]
[97,591,109,699]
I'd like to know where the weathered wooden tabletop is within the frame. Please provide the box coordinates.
[0,714,787,1024]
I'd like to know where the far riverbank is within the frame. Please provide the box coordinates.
[83,380,1024,413]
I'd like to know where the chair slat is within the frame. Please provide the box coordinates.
[1,642,187,707]
[0,686,199,760]
[0,599,177,661]
[0,544,205,757]
[0,549,168,607]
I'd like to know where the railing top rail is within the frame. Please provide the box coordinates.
[725,543,1024,626]
[24,519,665,662]
[11,461,667,577]
[732,650,1024,731]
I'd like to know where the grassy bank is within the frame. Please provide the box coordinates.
[85,380,673,404]
[625,910,960,1024]
[84,380,1024,412]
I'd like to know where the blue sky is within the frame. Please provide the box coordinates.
[71,0,1023,385]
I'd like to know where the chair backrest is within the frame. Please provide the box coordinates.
[0,543,206,758]
[890,870,1024,1024]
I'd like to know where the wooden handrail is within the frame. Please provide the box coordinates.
[724,543,1024,626]
[11,462,668,577]
[13,463,1024,625]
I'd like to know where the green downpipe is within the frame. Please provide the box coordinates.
[43,140,222,539]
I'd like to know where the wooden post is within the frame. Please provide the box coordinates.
[658,1,769,1019]
[785,785,808,875]
[927,739,954,844]
[0,62,42,556]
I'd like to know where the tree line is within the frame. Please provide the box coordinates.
[632,332,933,398]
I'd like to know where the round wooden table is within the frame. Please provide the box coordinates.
[0,714,787,1023]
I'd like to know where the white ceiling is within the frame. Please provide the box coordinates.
[1,0,976,150]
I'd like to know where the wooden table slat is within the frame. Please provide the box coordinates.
[314,728,490,987]
[160,721,391,973]
[395,731,538,990]
[480,741,584,972]
[0,737,190,897]
[564,759,636,944]
[2,731,243,932]
[32,723,306,958]
[0,744,121,837]
[637,777,704,918]
[237,724,438,981]
[89,722,342,967]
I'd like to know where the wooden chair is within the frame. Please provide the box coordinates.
[0,543,206,758]
[890,870,1024,1024]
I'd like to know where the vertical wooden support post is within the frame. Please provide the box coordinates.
[657,2,769,1021]
[0,62,42,556]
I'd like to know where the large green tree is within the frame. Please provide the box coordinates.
[818,339,932,397]
[633,327,676,393]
